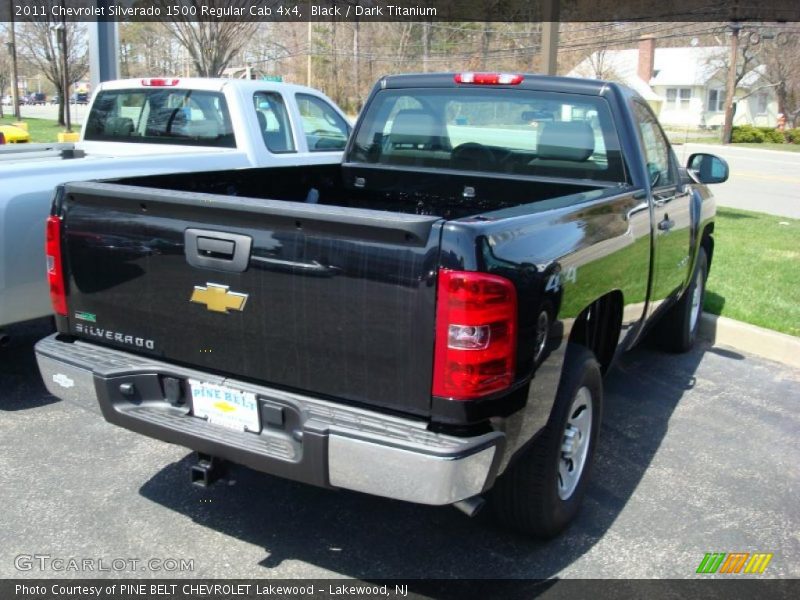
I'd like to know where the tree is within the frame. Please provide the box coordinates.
[759,32,800,126]
[119,22,185,78]
[15,5,88,126]
[158,1,258,77]
[0,26,9,119]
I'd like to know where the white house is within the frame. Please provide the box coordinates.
[567,38,779,129]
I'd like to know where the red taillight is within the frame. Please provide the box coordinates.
[432,269,517,401]
[46,216,67,317]
[454,72,524,85]
[141,78,180,87]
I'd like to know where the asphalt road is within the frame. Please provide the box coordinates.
[679,143,800,219]
[1,318,798,581]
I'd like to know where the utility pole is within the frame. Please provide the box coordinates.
[353,18,359,108]
[722,22,741,145]
[422,21,430,73]
[9,5,21,120]
[541,0,560,75]
[306,21,312,87]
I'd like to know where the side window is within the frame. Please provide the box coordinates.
[254,92,296,153]
[296,93,350,151]
[632,102,675,188]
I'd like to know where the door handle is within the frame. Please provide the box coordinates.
[185,228,252,272]
[658,217,675,232]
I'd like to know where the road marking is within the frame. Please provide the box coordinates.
[733,171,800,184]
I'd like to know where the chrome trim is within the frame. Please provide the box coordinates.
[329,435,496,505]
[36,354,101,415]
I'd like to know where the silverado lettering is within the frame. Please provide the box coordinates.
[73,324,154,350]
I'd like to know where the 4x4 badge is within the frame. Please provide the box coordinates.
[190,283,248,313]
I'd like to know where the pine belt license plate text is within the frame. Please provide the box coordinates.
[189,380,260,433]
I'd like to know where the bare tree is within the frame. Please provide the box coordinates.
[0,26,9,119]
[158,1,259,77]
[119,22,185,78]
[15,6,88,126]
[759,32,800,125]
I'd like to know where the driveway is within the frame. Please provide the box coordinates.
[0,318,798,581]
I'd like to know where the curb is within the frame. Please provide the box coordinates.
[699,313,800,369]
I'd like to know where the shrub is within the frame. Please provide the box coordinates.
[758,127,786,143]
[785,128,800,144]
[731,125,765,143]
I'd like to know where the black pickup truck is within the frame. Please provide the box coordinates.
[36,73,727,537]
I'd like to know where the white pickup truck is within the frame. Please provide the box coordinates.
[0,77,351,329]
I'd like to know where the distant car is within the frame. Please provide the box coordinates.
[29,93,47,105]
[50,94,60,105]
[1,95,12,106]
[0,124,30,143]
[70,92,89,105]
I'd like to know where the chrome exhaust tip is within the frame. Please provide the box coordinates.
[453,495,486,518]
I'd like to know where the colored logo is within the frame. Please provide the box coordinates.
[190,283,248,314]
[697,552,773,574]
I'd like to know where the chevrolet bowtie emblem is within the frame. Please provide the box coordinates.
[190,283,248,313]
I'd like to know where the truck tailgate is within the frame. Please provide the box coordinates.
[60,182,442,417]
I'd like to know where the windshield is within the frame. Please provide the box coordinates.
[349,88,626,183]
[84,88,236,148]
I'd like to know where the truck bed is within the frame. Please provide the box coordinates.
[58,163,609,420]
[109,163,606,220]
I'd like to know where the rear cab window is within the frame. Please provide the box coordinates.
[84,88,236,148]
[349,88,627,183]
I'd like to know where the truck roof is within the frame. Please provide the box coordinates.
[97,77,331,97]
[378,72,634,98]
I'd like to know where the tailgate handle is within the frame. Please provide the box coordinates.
[185,229,251,273]
[197,236,235,258]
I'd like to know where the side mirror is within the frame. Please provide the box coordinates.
[687,153,729,184]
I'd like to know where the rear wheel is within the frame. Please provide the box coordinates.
[490,345,603,538]
[659,247,708,353]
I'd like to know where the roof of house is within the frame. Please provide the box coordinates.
[567,45,765,100]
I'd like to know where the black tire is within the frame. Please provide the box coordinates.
[489,345,603,538]
[659,247,708,353]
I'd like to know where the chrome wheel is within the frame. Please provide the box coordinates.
[534,310,549,364]
[557,386,593,500]
[689,265,704,333]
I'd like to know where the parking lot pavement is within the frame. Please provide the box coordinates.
[1,318,798,580]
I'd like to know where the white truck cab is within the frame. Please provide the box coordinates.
[0,77,351,328]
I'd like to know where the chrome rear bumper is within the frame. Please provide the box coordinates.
[35,334,503,505]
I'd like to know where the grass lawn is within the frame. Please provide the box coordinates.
[0,115,66,143]
[704,207,800,337]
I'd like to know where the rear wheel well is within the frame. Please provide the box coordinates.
[567,291,623,374]
[701,223,714,270]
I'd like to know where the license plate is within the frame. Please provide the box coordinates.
[189,380,260,433]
